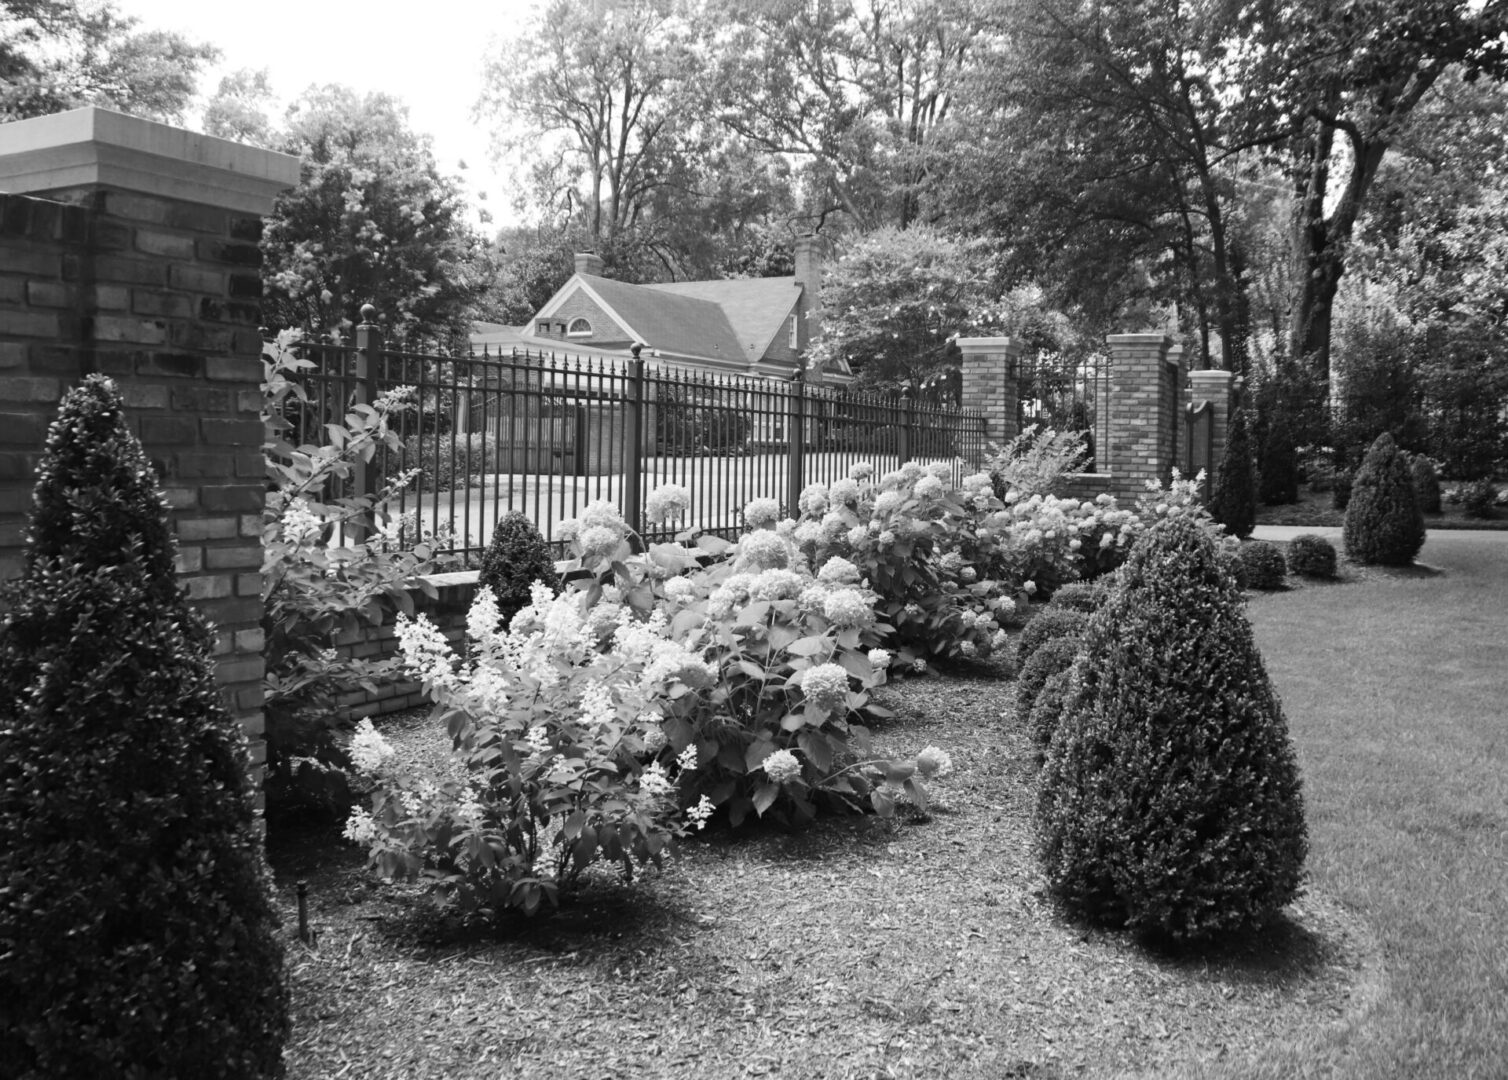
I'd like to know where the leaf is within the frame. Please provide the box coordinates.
[785,634,830,657]
[797,730,834,771]
[903,777,929,814]
[871,788,897,818]
[751,781,780,817]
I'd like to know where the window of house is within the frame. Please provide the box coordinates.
[788,313,799,349]
[536,320,551,335]
[567,317,592,337]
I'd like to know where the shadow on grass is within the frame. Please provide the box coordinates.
[1135,906,1345,990]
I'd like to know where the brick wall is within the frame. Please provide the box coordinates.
[538,289,631,346]
[958,337,1023,467]
[0,107,298,806]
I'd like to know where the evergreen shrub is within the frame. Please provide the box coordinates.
[1332,470,1353,511]
[1410,456,1442,514]
[0,376,289,1079]
[1259,408,1300,505]
[1461,478,1498,519]
[477,511,559,627]
[1036,516,1307,941]
[1343,433,1426,565]
[1286,535,1337,579]
[1209,408,1258,538]
[1047,580,1108,614]
[1015,636,1082,725]
[1234,540,1286,590]
[1031,666,1080,756]
[1015,607,1088,669]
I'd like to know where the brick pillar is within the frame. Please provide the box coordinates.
[958,336,1023,467]
[1103,334,1184,503]
[0,106,299,804]
[1187,368,1235,489]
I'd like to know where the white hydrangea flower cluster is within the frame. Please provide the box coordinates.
[798,483,829,516]
[873,490,905,516]
[821,588,874,628]
[914,475,944,500]
[803,662,850,712]
[638,761,674,798]
[749,568,806,602]
[743,497,782,528]
[760,748,802,784]
[829,477,860,504]
[867,648,891,669]
[817,556,861,585]
[280,497,324,545]
[348,718,395,775]
[916,746,953,779]
[734,529,796,571]
[848,462,875,481]
[685,794,715,831]
[645,483,692,524]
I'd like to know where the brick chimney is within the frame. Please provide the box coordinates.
[574,251,605,277]
[793,234,825,378]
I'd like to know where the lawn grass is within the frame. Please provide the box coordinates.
[1169,534,1508,1080]
[1256,484,1508,531]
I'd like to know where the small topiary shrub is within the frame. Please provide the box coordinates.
[1047,580,1108,614]
[1031,665,1081,758]
[1036,516,1307,941]
[1344,433,1426,565]
[1461,478,1498,519]
[1015,635,1083,725]
[477,511,559,627]
[0,376,289,1079]
[1015,607,1089,669]
[1286,534,1337,579]
[1234,540,1286,591]
[1410,456,1442,514]
[1209,407,1259,538]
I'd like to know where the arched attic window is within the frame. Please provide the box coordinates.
[566,317,592,337]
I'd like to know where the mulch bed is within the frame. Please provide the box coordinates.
[268,652,1383,1080]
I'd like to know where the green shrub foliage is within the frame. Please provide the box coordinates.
[1209,407,1259,538]
[1036,516,1307,941]
[1286,534,1337,579]
[477,511,559,627]
[1344,433,1426,565]
[1410,456,1442,514]
[1331,469,1353,511]
[1015,607,1088,669]
[1461,478,1498,519]
[1234,540,1286,591]
[1259,407,1300,505]
[0,376,289,1079]
[1046,580,1108,614]
[1031,665,1081,757]
[1015,635,1082,726]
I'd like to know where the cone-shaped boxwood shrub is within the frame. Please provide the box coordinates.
[1410,455,1442,514]
[1233,540,1286,591]
[1016,635,1082,724]
[0,376,289,1079]
[1344,433,1426,566]
[1210,407,1259,538]
[1036,516,1307,941]
[1015,607,1088,669]
[1047,580,1108,614]
[477,510,559,627]
[1286,534,1337,579]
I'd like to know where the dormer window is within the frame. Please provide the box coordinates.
[536,320,551,336]
[567,317,592,337]
[788,313,799,349]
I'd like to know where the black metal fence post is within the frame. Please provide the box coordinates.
[898,386,915,465]
[786,368,806,515]
[351,303,382,543]
[625,354,645,538]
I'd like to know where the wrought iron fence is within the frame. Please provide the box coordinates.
[272,325,989,563]
[1015,351,1111,471]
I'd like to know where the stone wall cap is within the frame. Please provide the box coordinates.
[0,106,300,216]
[1187,368,1234,382]
[955,336,1018,350]
[1105,333,1173,346]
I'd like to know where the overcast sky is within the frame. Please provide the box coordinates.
[117,0,540,226]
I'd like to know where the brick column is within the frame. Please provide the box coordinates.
[0,107,299,804]
[958,336,1023,467]
[1103,334,1182,503]
[1187,368,1235,490]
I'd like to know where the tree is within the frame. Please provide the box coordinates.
[1344,431,1426,565]
[1210,407,1258,538]
[202,67,278,146]
[261,85,488,340]
[1219,0,1508,380]
[1,0,218,123]
[0,376,289,1078]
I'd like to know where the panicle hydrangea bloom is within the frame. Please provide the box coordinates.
[803,662,850,712]
[397,612,461,693]
[743,497,781,528]
[281,497,324,545]
[761,748,802,784]
[524,725,551,757]
[349,718,395,775]
[686,795,715,831]
[675,743,699,772]
[736,529,793,570]
[829,477,860,504]
[638,761,674,798]
[453,788,485,830]
[642,726,668,754]
[817,556,861,585]
[822,588,874,628]
[343,808,379,844]
[579,680,617,728]
[848,462,875,481]
[798,483,829,516]
[873,490,905,516]
[645,483,692,524]
[916,746,953,779]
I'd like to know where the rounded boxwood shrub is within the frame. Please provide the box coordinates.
[1030,664,1082,758]
[1047,580,1109,614]
[1286,534,1337,579]
[477,511,559,627]
[0,377,289,1079]
[1410,455,1442,514]
[1344,433,1426,566]
[1015,607,1089,669]
[1234,540,1286,591]
[1015,635,1083,725]
[1209,407,1259,538]
[1461,478,1498,519]
[1036,516,1308,941]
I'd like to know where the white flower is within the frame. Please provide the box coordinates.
[349,718,395,775]
[645,483,691,523]
[914,475,944,500]
[926,463,952,480]
[743,497,781,527]
[848,462,875,481]
[453,788,484,830]
[822,588,874,628]
[900,462,923,481]
[776,517,798,537]
[818,556,861,584]
[961,566,977,582]
[750,568,806,601]
[798,483,829,516]
[873,491,904,515]
[958,640,977,657]
[911,658,928,673]
[579,681,616,728]
[992,628,1010,651]
[795,521,824,545]
[803,662,850,712]
[1023,580,1037,595]
[761,748,802,784]
[686,795,715,831]
[877,530,896,546]
[737,530,793,570]
[676,743,700,772]
[580,499,627,534]
[916,746,953,779]
[830,477,860,504]
[846,525,868,546]
[642,726,667,754]
[961,472,992,493]
[639,761,674,798]
[342,808,379,845]
[867,648,891,669]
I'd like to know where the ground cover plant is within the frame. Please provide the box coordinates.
[0,377,288,1079]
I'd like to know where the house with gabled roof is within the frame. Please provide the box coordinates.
[471,236,850,382]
